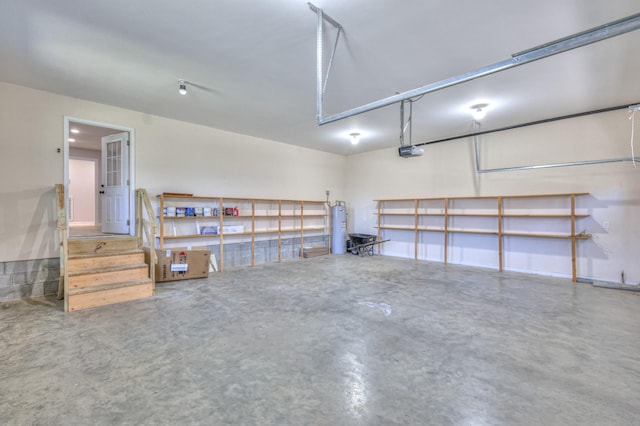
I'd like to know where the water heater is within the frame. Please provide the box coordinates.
[331,201,347,254]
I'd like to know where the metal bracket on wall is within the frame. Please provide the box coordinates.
[309,9,640,126]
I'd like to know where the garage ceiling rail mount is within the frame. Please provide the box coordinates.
[308,5,640,126]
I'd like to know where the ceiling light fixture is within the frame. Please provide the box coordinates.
[471,103,489,121]
[70,128,79,134]
[68,138,76,142]
[178,80,187,95]
[350,132,360,145]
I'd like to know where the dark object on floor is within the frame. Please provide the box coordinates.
[348,233,389,256]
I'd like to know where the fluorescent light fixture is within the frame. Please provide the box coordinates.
[70,128,79,134]
[68,138,76,142]
[178,79,187,95]
[350,132,360,145]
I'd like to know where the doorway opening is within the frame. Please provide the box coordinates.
[64,117,135,239]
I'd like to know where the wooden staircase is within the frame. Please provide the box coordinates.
[66,237,154,311]
[56,185,158,312]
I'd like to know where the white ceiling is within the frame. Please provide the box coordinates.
[1,0,639,155]
[68,122,121,151]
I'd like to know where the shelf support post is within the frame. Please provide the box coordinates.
[444,198,449,264]
[377,201,382,256]
[278,200,282,263]
[300,201,305,257]
[571,194,577,282]
[219,197,224,272]
[498,196,503,272]
[251,200,255,267]
[414,199,419,260]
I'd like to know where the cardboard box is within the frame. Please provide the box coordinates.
[145,247,211,282]
[200,226,218,235]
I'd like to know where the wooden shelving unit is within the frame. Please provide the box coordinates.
[376,193,590,281]
[157,194,329,271]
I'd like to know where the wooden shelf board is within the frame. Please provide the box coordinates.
[417,197,447,201]
[502,193,589,199]
[375,198,423,202]
[376,193,589,203]
[379,213,589,220]
[218,197,254,202]
[447,213,499,217]
[502,232,571,239]
[158,194,217,200]
[164,234,216,239]
[377,226,416,231]
[502,214,590,218]
[164,231,255,239]
[163,216,219,220]
[448,196,500,200]
[163,215,280,219]
[159,194,325,203]
[376,197,447,202]
[448,229,498,235]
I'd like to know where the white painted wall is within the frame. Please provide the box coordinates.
[2,79,637,285]
[345,110,640,284]
[0,82,346,262]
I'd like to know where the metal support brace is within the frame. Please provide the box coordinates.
[309,2,342,123]
[399,100,413,147]
[311,11,640,126]
[472,123,640,173]
[400,101,406,147]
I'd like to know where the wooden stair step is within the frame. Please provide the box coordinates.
[69,248,143,259]
[68,250,145,272]
[67,279,154,311]
[68,263,149,289]
[68,278,153,295]
[68,237,139,255]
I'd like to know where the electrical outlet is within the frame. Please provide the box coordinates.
[603,220,610,230]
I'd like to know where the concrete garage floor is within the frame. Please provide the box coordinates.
[1,255,639,425]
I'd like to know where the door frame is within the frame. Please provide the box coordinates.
[63,116,136,237]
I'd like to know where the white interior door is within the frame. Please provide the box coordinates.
[101,132,130,234]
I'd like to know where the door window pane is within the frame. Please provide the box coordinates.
[106,140,122,187]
